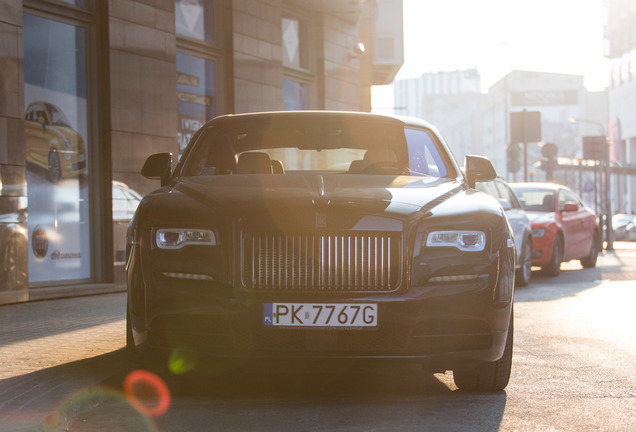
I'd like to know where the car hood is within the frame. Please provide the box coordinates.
[173,174,463,217]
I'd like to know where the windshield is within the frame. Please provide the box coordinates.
[179,116,454,178]
[512,188,556,212]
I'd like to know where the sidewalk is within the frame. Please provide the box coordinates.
[1,243,635,431]
[0,292,127,431]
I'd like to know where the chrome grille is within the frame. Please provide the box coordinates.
[240,231,401,292]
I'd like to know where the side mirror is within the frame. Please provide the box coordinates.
[141,153,172,186]
[464,155,497,188]
[561,202,579,213]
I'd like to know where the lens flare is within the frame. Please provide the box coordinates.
[169,347,198,375]
[46,388,156,431]
[124,370,171,417]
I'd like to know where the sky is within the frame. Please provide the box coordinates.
[372,0,608,111]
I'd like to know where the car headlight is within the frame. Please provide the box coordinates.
[64,137,72,149]
[156,228,216,249]
[426,230,486,252]
[531,228,545,238]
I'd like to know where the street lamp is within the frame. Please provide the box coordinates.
[570,117,613,251]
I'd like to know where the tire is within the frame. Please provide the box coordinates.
[542,236,562,277]
[515,237,532,287]
[453,311,513,392]
[580,232,599,268]
[48,150,61,183]
[126,307,145,371]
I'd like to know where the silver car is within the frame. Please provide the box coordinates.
[476,177,533,286]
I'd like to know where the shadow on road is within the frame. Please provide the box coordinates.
[96,356,509,432]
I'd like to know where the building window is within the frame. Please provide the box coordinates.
[282,17,302,69]
[175,0,220,155]
[283,12,313,109]
[177,53,217,153]
[284,79,309,110]
[56,0,86,7]
[23,13,91,284]
[175,0,215,43]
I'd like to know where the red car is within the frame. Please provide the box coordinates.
[509,183,600,276]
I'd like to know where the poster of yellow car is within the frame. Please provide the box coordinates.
[24,101,87,183]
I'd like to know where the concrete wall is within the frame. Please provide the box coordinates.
[0,0,28,303]
[108,0,179,196]
[233,0,284,113]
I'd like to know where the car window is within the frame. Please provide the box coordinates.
[180,119,453,178]
[559,189,581,211]
[512,188,556,212]
[404,128,448,177]
[475,180,499,197]
[494,181,522,209]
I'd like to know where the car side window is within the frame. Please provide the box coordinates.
[559,190,580,211]
[475,180,498,197]
[495,181,522,209]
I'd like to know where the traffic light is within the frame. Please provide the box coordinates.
[507,142,521,174]
[540,142,558,181]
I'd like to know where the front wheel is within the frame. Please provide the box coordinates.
[542,236,562,277]
[515,237,532,287]
[453,312,513,392]
[580,232,599,268]
[126,307,145,371]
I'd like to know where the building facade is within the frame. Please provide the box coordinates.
[393,69,485,163]
[394,69,612,209]
[605,0,636,214]
[0,0,403,305]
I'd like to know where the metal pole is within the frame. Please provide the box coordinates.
[578,159,583,198]
[605,138,613,250]
[523,110,527,182]
[594,162,598,215]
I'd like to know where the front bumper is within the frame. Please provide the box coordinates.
[530,234,554,265]
[129,278,512,372]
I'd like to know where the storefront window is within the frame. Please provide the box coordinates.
[23,14,91,284]
[175,0,215,42]
[177,52,216,154]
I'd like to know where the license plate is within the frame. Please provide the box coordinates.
[263,303,377,328]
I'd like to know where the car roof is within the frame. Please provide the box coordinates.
[509,182,566,191]
[206,110,437,130]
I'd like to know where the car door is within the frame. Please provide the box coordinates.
[558,189,593,260]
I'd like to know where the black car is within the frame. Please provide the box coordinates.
[127,111,515,392]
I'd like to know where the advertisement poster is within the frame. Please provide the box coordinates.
[23,14,91,283]
[177,52,216,154]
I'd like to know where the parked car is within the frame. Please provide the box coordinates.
[509,182,599,276]
[612,213,636,241]
[24,101,87,183]
[127,111,515,392]
[475,177,533,286]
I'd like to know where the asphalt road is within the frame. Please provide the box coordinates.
[2,245,636,431]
